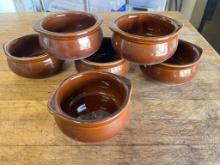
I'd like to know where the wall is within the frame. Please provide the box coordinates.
[190,0,208,28]
[181,0,197,20]
[167,0,207,29]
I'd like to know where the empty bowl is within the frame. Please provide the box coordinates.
[48,71,132,142]
[75,37,130,76]
[3,34,64,78]
[109,13,183,64]
[140,40,203,84]
[34,11,103,60]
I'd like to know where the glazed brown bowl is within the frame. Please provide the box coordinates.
[3,34,64,78]
[48,71,132,142]
[34,12,103,60]
[140,40,203,84]
[109,13,183,64]
[75,37,130,76]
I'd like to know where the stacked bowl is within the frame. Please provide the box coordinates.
[3,11,202,142]
[109,13,202,85]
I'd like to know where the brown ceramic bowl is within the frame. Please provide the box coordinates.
[3,34,64,78]
[75,37,130,76]
[48,71,132,142]
[34,12,103,60]
[140,40,203,84]
[109,13,183,64]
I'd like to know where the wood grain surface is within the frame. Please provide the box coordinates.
[0,12,220,165]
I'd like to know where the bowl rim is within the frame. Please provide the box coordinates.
[3,34,49,62]
[34,11,103,38]
[161,39,203,68]
[81,57,125,67]
[109,12,183,42]
[49,71,131,126]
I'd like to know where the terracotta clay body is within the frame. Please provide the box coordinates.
[34,12,103,60]
[48,71,132,142]
[109,13,182,64]
[3,34,63,78]
[140,40,203,84]
[75,37,129,76]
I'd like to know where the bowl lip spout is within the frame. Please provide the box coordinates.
[48,71,132,127]
[3,33,49,62]
[109,12,183,42]
[34,11,103,38]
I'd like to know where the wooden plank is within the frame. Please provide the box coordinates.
[0,100,220,146]
[0,145,220,165]
[0,80,220,101]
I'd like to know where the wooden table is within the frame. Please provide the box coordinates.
[0,12,220,165]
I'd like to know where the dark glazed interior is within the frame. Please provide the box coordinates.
[116,14,176,37]
[85,37,121,63]
[165,40,202,65]
[43,13,97,33]
[58,72,127,121]
[7,34,45,58]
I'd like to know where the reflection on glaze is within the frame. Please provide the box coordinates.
[110,66,121,74]
[61,79,120,120]
[179,69,191,78]
[155,43,168,56]
[62,93,118,120]
[78,37,91,50]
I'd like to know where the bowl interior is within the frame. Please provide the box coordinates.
[85,38,121,63]
[58,72,127,121]
[165,40,201,65]
[42,13,97,33]
[7,34,44,58]
[116,14,177,37]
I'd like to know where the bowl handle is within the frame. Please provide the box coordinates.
[48,93,58,115]
[48,92,72,120]
[122,77,131,91]
[117,76,132,92]
[194,44,203,56]
[2,41,10,57]
[174,20,183,32]
[33,20,44,33]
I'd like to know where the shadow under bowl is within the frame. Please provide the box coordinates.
[140,39,203,84]
[75,37,130,76]
[3,34,64,78]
